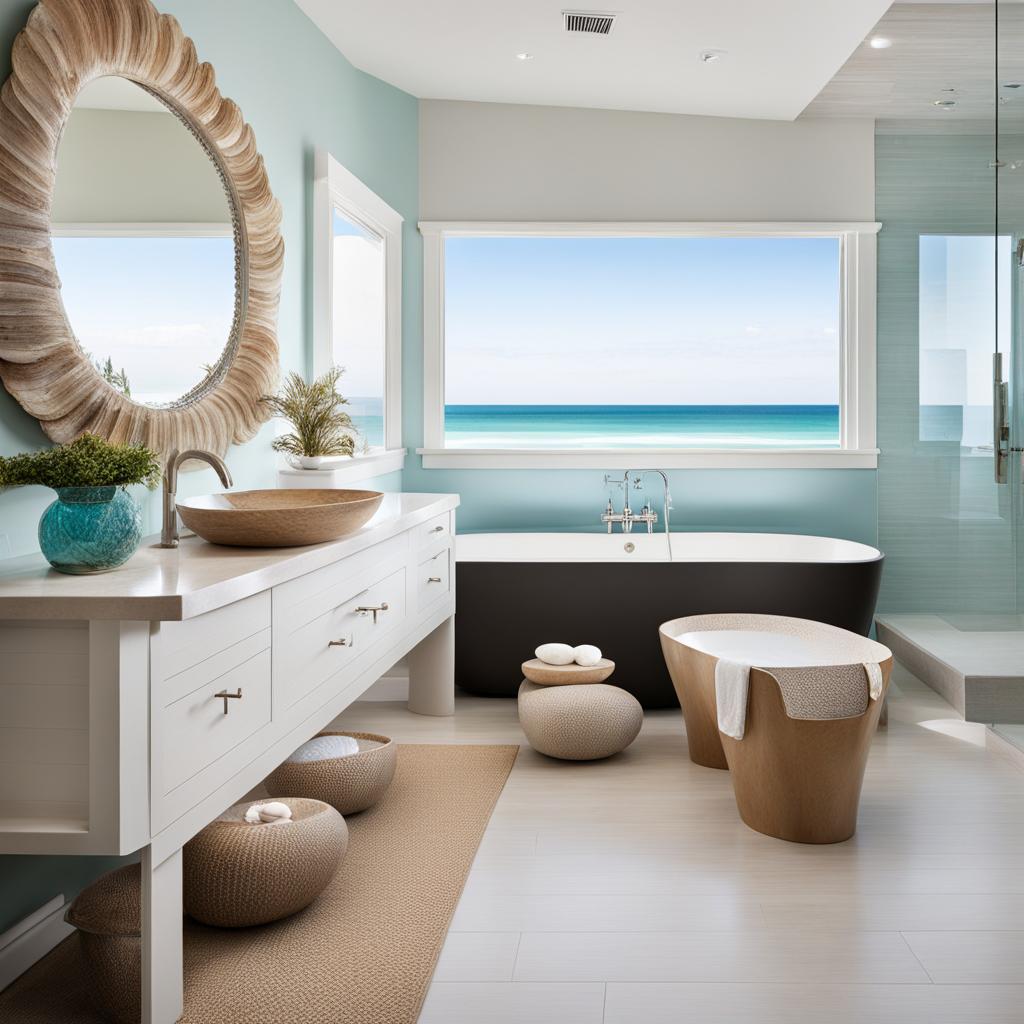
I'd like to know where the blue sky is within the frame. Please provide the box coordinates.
[53,235,234,406]
[444,235,841,406]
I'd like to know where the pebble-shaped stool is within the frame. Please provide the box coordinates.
[518,680,643,760]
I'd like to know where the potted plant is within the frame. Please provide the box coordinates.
[262,366,361,469]
[0,433,161,574]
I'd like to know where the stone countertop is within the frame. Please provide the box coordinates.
[0,492,459,621]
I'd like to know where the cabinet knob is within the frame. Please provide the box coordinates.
[328,636,354,649]
[356,602,390,624]
[430,525,445,534]
[214,688,243,715]
[427,576,442,583]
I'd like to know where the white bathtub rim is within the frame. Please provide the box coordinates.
[455,531,882,565]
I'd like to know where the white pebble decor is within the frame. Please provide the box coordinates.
[573,644,602,667]
[535,642,576,665]
[244,801,294,824]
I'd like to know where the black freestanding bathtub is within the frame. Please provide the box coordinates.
[455,531,884,709]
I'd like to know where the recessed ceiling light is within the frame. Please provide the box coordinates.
[869,36,893,49]
[699,49,726,64]
[933,99,957,109]
[515,52,534,61]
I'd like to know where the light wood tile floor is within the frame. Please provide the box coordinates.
[333,664,1024,1024]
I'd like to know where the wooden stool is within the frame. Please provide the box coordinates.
[660,613,892,843]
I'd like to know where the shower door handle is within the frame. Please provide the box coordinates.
[994,352,1010,484]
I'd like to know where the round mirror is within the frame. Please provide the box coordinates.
[50,76,239,408]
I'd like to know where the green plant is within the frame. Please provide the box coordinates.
[0,434,161,490]
[86,353,131,397]
[261,366,359,458]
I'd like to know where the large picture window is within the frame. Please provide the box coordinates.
[419,223,879,469]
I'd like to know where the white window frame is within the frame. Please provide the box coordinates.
[418,221,880,469]
[311,149,405,482]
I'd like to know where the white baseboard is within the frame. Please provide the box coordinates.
[359,671,409,701]
[0,894,74,991]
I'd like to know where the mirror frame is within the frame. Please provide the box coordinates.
[0,0,283,457]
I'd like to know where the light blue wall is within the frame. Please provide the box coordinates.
[0,0,418,933]
[402,464,879,544]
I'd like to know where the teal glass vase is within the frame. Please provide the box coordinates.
[38,486,143,575]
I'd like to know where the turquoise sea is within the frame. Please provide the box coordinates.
[443,405,840,450]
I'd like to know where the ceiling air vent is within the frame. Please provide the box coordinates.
[563,10,617,35]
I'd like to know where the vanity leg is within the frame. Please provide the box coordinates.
[407,614,455,716]
[141,845,183,1024]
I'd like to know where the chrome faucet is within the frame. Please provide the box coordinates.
[160,448,233,548]
[601,469,673,537]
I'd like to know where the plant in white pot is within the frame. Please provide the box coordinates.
[262,366,361,469]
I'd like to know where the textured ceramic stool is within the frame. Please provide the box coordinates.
[517,680,643,760]
[64,864,143,1024]
[183,797,347,927]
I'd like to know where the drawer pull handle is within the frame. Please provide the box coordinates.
[328,637,354,649]
[427,576,442,583]
[214,688,243,715]
[356,601,390,624]
[430,525,445,534]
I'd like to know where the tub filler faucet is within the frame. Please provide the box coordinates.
[602,470,673,536]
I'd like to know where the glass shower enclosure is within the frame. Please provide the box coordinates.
[874,1,1024,740]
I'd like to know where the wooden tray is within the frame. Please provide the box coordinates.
[521,658,615,686]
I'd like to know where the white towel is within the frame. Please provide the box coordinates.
[286,734,359,763]
[715,658,751,740]
[863,662,883,701]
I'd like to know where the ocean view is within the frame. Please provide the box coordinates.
[443,405,840,449]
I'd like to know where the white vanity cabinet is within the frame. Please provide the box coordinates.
[0,492,458,1023]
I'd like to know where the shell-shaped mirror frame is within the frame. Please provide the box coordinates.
[0,0,283,458]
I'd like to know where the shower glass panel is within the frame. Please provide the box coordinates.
[873,1,1024,731]
[875,0,1004,618]
[991,2,1024,744]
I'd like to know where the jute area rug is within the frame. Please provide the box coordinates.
[0,743,519,1024]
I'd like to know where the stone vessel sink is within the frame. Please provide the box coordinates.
[176,489,384,548]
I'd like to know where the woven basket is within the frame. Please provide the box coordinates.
[183,797,347,928]
[265,731,397,815]
[64,864,141,1024]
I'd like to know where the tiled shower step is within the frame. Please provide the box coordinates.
[876,614,1024,724]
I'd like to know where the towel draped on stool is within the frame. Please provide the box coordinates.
[716,660,885,740]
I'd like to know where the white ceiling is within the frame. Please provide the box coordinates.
[296,0,892,121]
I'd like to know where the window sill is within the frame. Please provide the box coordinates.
[416,448,879,470]
[278,448,406,487]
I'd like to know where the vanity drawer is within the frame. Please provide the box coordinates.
[415,511,452,550]
[274,565,407,713]
[155,643,272,798]
[417,547,451,611]
[156,591,271,687]
[272,535,405,638]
